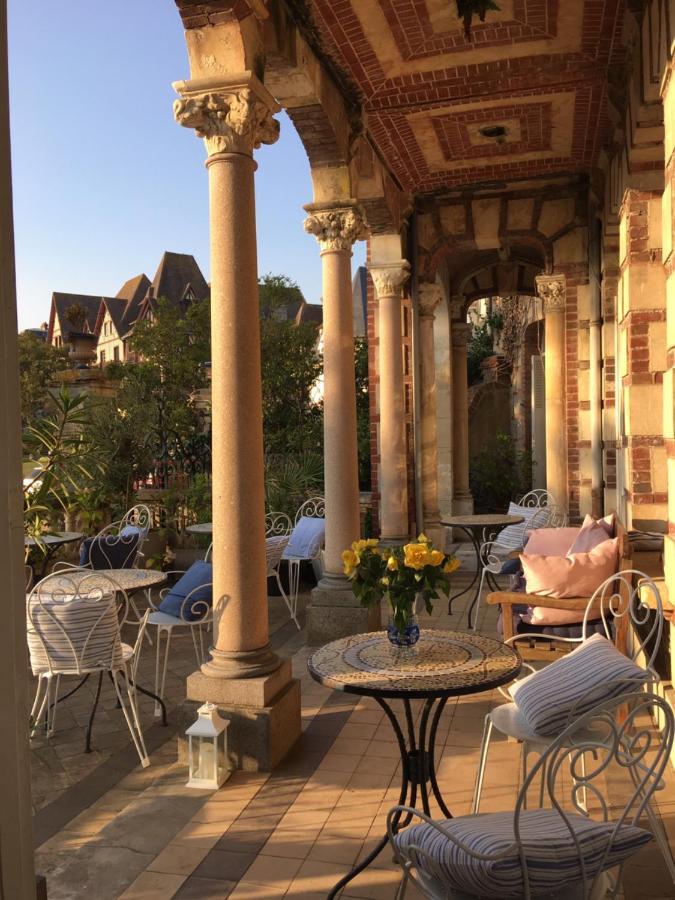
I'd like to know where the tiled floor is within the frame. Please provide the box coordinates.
[32,558,675,899]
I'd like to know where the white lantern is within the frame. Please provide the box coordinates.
[186,702,231,789]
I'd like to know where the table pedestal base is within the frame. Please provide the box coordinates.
[327,695,451,898]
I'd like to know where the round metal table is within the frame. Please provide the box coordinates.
[442,514,524,628]
[308,629,521,898]
[185,522,213,535]
[25,531,84,579]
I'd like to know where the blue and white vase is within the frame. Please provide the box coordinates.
[387,613,420,648]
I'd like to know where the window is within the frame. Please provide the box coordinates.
[113,345,120,362]
[100,350,106,365]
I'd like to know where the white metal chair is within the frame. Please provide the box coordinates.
[389,690,674,900]
[27,569,150,767]
[146,546,213,717]
[281,496,325,619]
[472,505,552,630]
[471,571,675,882]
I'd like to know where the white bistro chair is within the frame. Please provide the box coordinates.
[389,690,674,900]
[27,569,150,767]
[471,570,675,881]
[281,497,325,620]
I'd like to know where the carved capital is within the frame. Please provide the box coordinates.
[173,83,280,156]
[303,202,368,252]
[451,322,473,348]
[368,260,410,298]
[535,274,566,313]
[418,282,443,319]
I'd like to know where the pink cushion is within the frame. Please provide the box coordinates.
[524,605,589,626]
[599,513,616,537]
[521,538,619,600]
[568,515,610,554]
[523,527,580,558]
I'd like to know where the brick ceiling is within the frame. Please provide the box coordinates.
[303,0,625,194]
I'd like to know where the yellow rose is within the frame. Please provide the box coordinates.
[342,549,359,576]
[403,542,430,570]
[443,557,460,575]
[386,555,399,572]
[417,533,430,544]
[427,549,445,567]
[352,538,379,553]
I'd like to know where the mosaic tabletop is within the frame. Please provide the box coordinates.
[441,514,524,529]
[308,629,522,699]
[41,568,167,594]
[24,531,83,547]
[185,522,213,535]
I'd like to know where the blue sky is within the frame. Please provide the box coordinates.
[8,1,365,330]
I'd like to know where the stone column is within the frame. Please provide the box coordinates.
[662,65,675,609]
[536,274,568,511]
[450,313,474,515]
[368,260,410,541]
[303,202,380,642]
[173,76,300,769]
[418,283,444,542]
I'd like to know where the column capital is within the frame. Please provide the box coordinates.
[418,282,443,319]
[368,260,410,298]
[535,273,566,312]
[451,321,473,347]
[303,201,368,253]
[173,76,280,157]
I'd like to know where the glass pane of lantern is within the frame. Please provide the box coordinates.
[199,737,216,781]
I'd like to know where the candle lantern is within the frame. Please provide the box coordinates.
[186,702,230,789]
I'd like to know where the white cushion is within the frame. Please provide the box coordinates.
[510,634,648,736]
[394,809,651,897]
[497,503,545,551]
[283,516,325,560]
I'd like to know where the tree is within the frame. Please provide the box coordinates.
[18,331,68,427]
[354,338,371,490]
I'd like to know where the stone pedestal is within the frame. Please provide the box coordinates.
[307,574,381,645]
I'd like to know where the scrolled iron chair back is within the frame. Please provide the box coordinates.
[27,570,129,677]
[295,496,325,524]
[518,489,556,509]
[266,534,290,574]
[120,504,152,541]
[265,511,293,537]
[85,519,141,570]
[517,691,674,898]
[584,570,663,671]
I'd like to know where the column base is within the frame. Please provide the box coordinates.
[200,642,281,680]
[180,658,301,772]
[306,573,381,645]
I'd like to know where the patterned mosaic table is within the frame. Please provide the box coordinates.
[308,629,521,897]
[442,513,525,627]
[45,568,167,595]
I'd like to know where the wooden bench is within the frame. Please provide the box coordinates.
[486,517,632,656]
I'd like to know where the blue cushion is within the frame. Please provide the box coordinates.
[159,561,212,622]
[80,533,139,569]
[283,516,325,560]
[499,556,521,576]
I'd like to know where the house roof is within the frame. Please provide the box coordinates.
[295,302,323,326]
[48,293,107,341]
[149,252,209,305]
[116,273,150,326]
[95,297,129,338]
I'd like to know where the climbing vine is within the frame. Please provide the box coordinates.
[499,295,528,366]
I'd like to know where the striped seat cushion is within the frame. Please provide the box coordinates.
[27,594,123,675]
[510,633,648,736]
[394,809,651,897]
[496,503,544,552]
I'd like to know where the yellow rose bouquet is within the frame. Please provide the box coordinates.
[342,535,460,645]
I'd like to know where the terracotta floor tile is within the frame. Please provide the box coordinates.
[148,841,211,876]
[173,820,230,849]
[174,875,236,899]
[288,858,347,895]
[227,881,288,899]
[119,870,187,899]
[192,848,257,882]
[241,852,303,887]
[307,833,364,866]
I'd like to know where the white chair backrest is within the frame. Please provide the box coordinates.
[85,521,141,570]
[27,570,127,676]
[583,569,663,671]
[295,496,325,524]
[517,691,674,898]
[266,535,290,573]
[265,511,292,537]
[518,489,556,509]
[120,503,152,537]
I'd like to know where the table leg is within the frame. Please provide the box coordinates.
[326,696,452,898]
[447,526,480,615]
[85,671,104,753]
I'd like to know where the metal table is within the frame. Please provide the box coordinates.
[308,629,521,898]
[442,514,524,628]
[25,531,84,579]
[185,522,213,535]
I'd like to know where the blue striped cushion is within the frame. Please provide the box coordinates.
[394,809,651,897]
[496,503,542,551]
[510,634,648,736]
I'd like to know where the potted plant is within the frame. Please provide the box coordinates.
[64,303,97,366]
[343,535,460,647]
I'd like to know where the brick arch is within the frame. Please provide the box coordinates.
[422,233,552,283]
